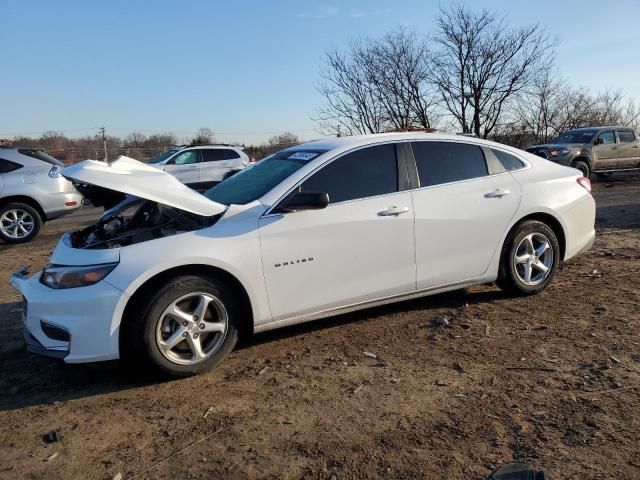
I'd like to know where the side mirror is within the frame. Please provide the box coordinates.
[594,138,604,146]
[275,191,329,213]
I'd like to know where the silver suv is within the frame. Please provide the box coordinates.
[0,147,82,244]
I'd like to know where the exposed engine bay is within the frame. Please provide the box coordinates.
[70,194,221,249]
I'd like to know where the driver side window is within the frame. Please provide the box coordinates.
[171,151,199,165]
[596,131,615,145]
[300,143,398,204]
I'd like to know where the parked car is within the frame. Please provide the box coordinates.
[148,145,250,190]
[10,132,595,376]
[0,147,82,243]
[526,126,640,178]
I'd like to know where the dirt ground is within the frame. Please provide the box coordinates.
[1,174,639,480]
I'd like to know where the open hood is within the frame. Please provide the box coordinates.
[62,156,226,216]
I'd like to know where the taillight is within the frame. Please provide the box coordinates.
[577,176,591,193]
[48,165,62,178]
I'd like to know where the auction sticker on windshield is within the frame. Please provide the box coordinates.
[288,152,319,161]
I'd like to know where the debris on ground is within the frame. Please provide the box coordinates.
[203,407,214,419]
[112,473,122,480]
[362,351,378,359]
[45,452,59,462]
[432,315,450,327]
[582,269,603,278]
[532,324,549,331]
[42,431,59,444]
[453,362,465,373]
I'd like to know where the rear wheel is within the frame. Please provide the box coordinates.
[130,276,239,376]
[572,160,590,178]
[497,220,560,295]
[0,203,42,244]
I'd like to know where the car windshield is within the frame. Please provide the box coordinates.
[149,148,182,164]
[204,149,327,205]
[552,131,595,144]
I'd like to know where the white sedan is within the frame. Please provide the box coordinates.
[10,132,595,376]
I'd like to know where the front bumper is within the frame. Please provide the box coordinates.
[9,268,128,363]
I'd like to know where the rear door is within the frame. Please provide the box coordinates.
[592,130,617,170]
[163,150,200,185]
[409,141,522,289]
[615,129,640,167]
[199,149,238,186]
[258,143,416,321]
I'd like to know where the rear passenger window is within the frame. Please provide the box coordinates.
[224,149,241,160]
[301,144,398,204]
[492,149,525,171]
[201,150,226,162]
[0,158,23,173]
[618,130,636,143]
[411,142,488,187]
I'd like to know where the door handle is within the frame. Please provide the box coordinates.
[378,206,409,216]
[633,145,639,148]
[484,189,510,198]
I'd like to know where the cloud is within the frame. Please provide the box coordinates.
[296,5,340,19]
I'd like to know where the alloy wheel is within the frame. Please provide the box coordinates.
[0,208,35,239]
[155,292,228,365]
[513,232,554,286]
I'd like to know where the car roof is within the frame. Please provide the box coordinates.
[288,131,523,155]
[566,126,632,133]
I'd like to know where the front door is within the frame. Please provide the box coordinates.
[259,143,416,321]
[164,150,200,185]
[592,130,617,170]
[409,141,522,289]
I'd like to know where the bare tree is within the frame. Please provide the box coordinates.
[315,28,438,135]
[268,131,300,146]
[191,128,215,145]
[315,44,385,135]
[124,132,147,148]
[432,4,555,138]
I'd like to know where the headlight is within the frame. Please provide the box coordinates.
[48,165,62,178]
[549,148,571,157]
[40,263,118,289]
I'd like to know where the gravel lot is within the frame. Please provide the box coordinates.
[1,174,639,480]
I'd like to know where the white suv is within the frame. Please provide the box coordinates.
[149,145,249,190]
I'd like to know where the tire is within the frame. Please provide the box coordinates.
[496,220,560,295]
[0,203,43,244]
[130,275,240,376]
[572,160,590,178]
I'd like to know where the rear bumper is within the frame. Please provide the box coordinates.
[43,192,83,220]
[562,193,596,261]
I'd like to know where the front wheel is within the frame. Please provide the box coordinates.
[572,160,590,178]
[497,220,560,295]
[131,276,239,376]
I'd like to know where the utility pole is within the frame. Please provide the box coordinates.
[99,127,107,161]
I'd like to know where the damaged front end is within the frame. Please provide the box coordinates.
[70,196,221,249]
[61,156,229,249]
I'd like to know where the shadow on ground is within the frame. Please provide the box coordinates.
[0,286,508,411]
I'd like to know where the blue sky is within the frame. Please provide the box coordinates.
[1,0,639,144]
